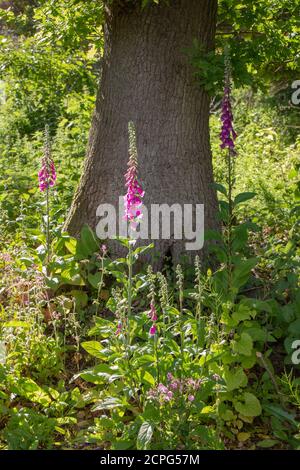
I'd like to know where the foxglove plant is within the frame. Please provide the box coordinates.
[220,61,237,153]
[124,121,144,234]
[220,46,237,287]
[38,125,56,266]
[123,121,144,346]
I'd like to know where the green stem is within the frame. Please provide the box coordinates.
[154,334,160,385]
[127,242,133,346]
[96,257,105,315]
[46,186,50,275]
[227,148,234,291]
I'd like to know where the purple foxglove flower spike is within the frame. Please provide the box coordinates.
[220,47,237,154]
[38,126,56,191]
[124,122,144,232]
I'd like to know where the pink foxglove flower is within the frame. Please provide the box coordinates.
[148,302,158,336]
[38,160,56,191]
[116,321,122,336]
[220,48,237,153]
[149,324,157,336]
[38,126,56,191]
[148,302,158,322]
[124,122,144,231]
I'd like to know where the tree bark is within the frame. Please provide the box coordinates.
[65,0,219,265]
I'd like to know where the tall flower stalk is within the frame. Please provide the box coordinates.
[194,255,205,350]
[124,121,144,345]
[147,266,160,384]
[176,264,185,378]
[158,272,169,337]
[38,125,56,268]
[220,46,237,289]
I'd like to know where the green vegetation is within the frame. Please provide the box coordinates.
[0,0,299,451]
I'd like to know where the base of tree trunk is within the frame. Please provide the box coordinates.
[65,0,219,267]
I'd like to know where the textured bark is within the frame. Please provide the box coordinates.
[65,0,219,265]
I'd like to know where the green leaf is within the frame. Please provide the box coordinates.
[92,397,126,412]
[233,332,253,356]
[60,268,85,286]
[71,290,88,309]
[212,182,227,196]
[257,439,278,448]
[132,243,154,256]
[11,378,52,406]
[263,404,298,427]
[76,224,99,259]
[65,237,77,255]
[141,370,156,387]
[81,341,103,358]
[232,305,253,324]
[218,402,235,421]
[112,440,133,450]
[225,367,248,391]
[245,327,267,342]
[75,364,122,384]
[234,192,256,206]
[88,272,101,289]
[137,422,153,450]
[232,258,257,291]
[288,319,300,335]
[234,392,262,417]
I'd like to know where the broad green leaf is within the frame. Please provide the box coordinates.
[257,439,278,448]
[218,403,235,421]
[233,332,253,356]
[60,268,85,286]
[88,272,102,289]
[263,404,298,427]
[232,305,253,324]
[234,392,262,417]
[11,378,52,406]
[65,237,77,255]
[71,290,88,309]
[77,364,122,384]
[137,422,153,450]
[234,192,256,206]
[132,243,154,256]
[112,440,133,450]
[212,182,227,196]
[288,319,300,335]
[141,370,156,387]
[81,340,103,357]
[92,397,126,411]
[76,224,99,259]
[232,258,257,291]
[225,367,248,391]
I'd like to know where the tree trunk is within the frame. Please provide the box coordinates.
[65,0,219,266]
